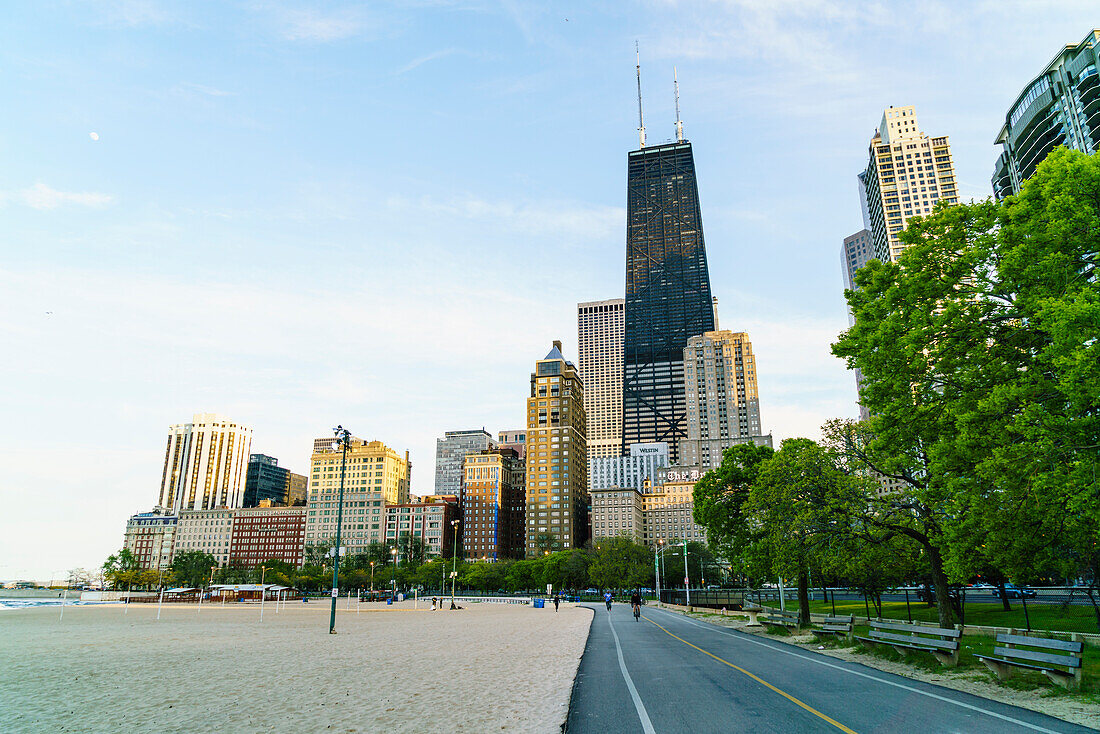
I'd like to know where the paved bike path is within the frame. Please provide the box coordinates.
[566,604,1094,733]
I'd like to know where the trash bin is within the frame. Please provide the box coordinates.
[387,598,393,605]
[533,598,545,609]
[397,593,405,602]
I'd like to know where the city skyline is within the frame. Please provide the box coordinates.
[3,3,1098,580]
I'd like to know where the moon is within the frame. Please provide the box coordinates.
[89,132,99,141]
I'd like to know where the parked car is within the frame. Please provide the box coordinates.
[992,584,1036,599]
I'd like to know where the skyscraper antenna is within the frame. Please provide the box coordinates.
[674,66,684,142]
[635,41,646,148]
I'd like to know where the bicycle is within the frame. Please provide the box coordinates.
[632,603,640,621]
[605,599,613,612]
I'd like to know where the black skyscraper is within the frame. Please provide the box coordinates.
[622,140,715,461]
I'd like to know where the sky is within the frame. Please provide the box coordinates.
[2,0,1097,582]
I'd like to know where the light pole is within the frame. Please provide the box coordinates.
[329,425,352,634]
[370,561,375,594]
[391,547,398,600]
[654,540,663,606]
[199,565,216,614]
[449,519,460,610]
[259,565,268,622]
[682,540,690,606]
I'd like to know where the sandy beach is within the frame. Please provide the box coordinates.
[0,599,593,733]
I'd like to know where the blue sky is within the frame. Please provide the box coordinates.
[2,1,1096,581]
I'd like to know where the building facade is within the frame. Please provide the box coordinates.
[578,298,625,464]
[622,141,716,463]
[305,490,386,553]
[679,331,772,469]
[993,29,1100,199]
[384,500,459,558]
[174,509,234,566]
[859,106,959,264]
[589,442,669,492]
[123,510,178,571]
[841,230,874,420]
[158,413,252,512]
[643,467,708,546]
[496,430,527,460]
[434,429,496,500]
[243,454,307,507]
[461,449,526,561]
[590,486,645,544]
[525,342,588,555]
[309,438,411,506]
[228,507,306,568]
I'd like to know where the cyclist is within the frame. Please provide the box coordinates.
[603,590,613,611]
[630,589,642,620]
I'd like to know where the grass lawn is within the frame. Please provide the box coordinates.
[806,599,1100,635]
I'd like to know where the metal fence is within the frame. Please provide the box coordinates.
[658,586,1100,633]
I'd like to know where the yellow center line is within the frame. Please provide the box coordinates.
[642,615,858,734]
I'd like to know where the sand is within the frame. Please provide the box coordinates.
[0,599,593,734]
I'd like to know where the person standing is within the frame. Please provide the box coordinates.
[553,593,560,612]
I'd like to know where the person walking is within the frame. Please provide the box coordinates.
[630,589,642,621]
[603,590,613,612]
[553,593,560,612]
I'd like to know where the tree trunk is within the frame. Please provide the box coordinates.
[996,580,1012,611]
[927,546,958,628]
[797,567,811,626]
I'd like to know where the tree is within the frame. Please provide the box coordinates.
[588,536,651,591]
[693,443,775,564]
[102,549,141,590]
[742,438,860,625]
[168,551,218,587]
[832,148,1100,625]
[398,534,429,567]
[534,533,562,555]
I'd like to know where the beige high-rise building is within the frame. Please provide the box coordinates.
[590,486,645,544]
[525,341,588,556]
[174,508,235,566]
[679,331,772,470]
[307,438,411,505]
[158,413,252,512]
[643,471,708,546]
[860,105,959,264]
[577,299,623,464]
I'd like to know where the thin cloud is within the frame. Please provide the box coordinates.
[7,184,114,210]
[397,48,461,74]
[262,5,371,42]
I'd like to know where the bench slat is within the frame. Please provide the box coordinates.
[870,630,959,650]
[870,620,961,638]
[976,655,1053,673]
[823,616,853,624]
[821,625,850,632]
[995,634,1083,653]
[993,646,1082,669]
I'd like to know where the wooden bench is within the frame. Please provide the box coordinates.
[762,609,800,630]
[813,615,853,641]
[855,620,961,667]
[976,633,1084,690]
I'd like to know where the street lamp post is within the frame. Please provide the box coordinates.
[370,561,375,594]
[391,547,398,600]
[449,519,460,610]
[682,540,690,606]
[259,565,268,622]
[199,565,216,614]
[329,425,351,634]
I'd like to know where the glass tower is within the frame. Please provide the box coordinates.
[622,140,715,462]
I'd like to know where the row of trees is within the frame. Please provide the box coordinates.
[101,537,719,595]
[694,148,1100,628]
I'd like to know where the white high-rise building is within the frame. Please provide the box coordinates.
[589,442,669,493]
[158,413,252,512]
[577,298,624,465]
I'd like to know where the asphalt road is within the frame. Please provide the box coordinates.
[566,604,1095,734]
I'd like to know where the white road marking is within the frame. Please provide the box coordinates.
[608,611,657,734]
[655,608,1069,734]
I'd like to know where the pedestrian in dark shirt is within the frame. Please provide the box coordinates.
[553,593,560,612]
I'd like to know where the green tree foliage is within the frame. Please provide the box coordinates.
[831,147,1100,622]
[101,548,140,589]
[588,536,651,591]
[398,534,429,567]
[168,550,218,587]
[692,443,774,563]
